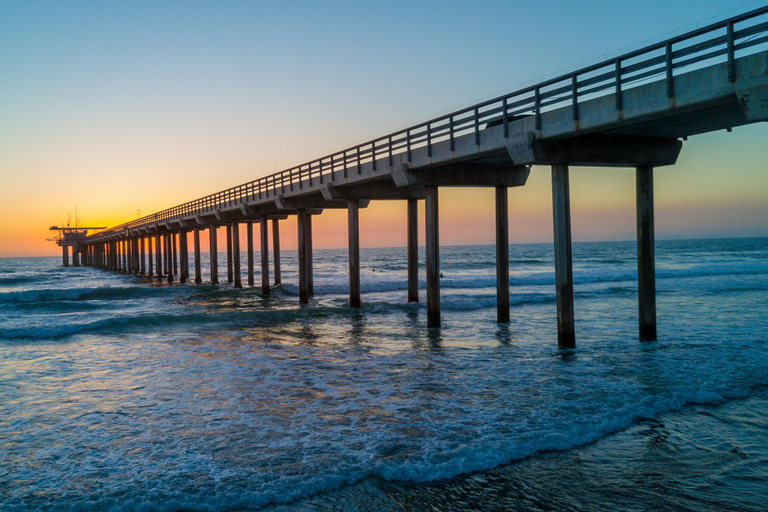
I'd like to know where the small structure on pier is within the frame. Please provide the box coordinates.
[49,224,105,267]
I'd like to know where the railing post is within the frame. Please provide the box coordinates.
[474,107,480,146]
[503,97,509,138]
[406,129,411,162]
[727,21,736,83]
[571,74,579,121]
[666,41,674,98]
[427,122,432,157]
[615,59,623,110]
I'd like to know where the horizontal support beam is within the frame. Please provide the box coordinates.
[392,163,530,187]
[507,133,683,167]
[275,194,370,210]
[322,180,425,201]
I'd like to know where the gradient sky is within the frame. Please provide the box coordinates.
[1,0,767,257]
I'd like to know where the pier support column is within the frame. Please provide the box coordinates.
[172,233,178,276]
[260,216,270,295]
[348,200,361,308]
[194,228,202,284]
[63,246,69,267]
[297,210,309,304]
[155,234,162,279]
[232,222,242,288]
[180,232,189,284]
[307,214,314,297]
[407,198,419,303]
[496,187,510,323]
[636,165,657,341]
[425,186,440,328]
[226,224,234,284]
[209,225,219,285]
[148,237,154,276]
[272,218,282,285]
[247,222,255,287]
[140,237,146,275]
[551,163,575,349]
[166,233,173,283]
[122,239,128,272]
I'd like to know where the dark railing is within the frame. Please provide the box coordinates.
[91,6,768,240]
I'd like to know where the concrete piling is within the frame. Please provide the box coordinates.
[425,186,440,328]
[348,199,361,308]
[272,219,281,286]
[247,222,255,287]
[551,163,575,349]
[232,222,242,289]
[297,209,309,304]
[260,216,270,295]
[407,198,418,303]
[636,165,657,341]
[194,228,202,284]
[209,225,219,285]
[226,224,233,284]
[496,186,510,324]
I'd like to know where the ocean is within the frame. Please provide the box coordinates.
[1,238,767,511]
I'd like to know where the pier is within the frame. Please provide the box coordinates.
[73,8,768,348]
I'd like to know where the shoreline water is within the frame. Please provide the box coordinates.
[2,238,767,511]
[264,385,768,511]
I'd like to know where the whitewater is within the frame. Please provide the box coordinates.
[1,238,767,511]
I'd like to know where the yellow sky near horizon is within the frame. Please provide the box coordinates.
[3,123,766,259]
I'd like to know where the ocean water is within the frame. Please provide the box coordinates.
[1,238,767,511]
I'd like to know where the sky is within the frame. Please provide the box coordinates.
[1,0,767,257]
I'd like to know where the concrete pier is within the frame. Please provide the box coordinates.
[496,187,510,324]
[272,219,281,286]
[425,186,440,328]
[78,14,768,343]
[348,199,361,308]
[297,209,309,304]
[209,225,219,285]
[172,233,178,276]
[260,216,270,295]
[179,232,188,283]
[551,164,575,349]
[194,228,202,284]
[226,224,233,284]
[140,237,146,275]
[62,246,69,267]
[166,233,173,283]
[636,165,657,341]
[247,222,255,287]
[407,198,418,303]
[155,234,162,279]
[148,237,154,276]
[306,214,314,297]
[232,222,242,288]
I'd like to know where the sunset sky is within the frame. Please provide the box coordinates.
[1,0,767,258]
